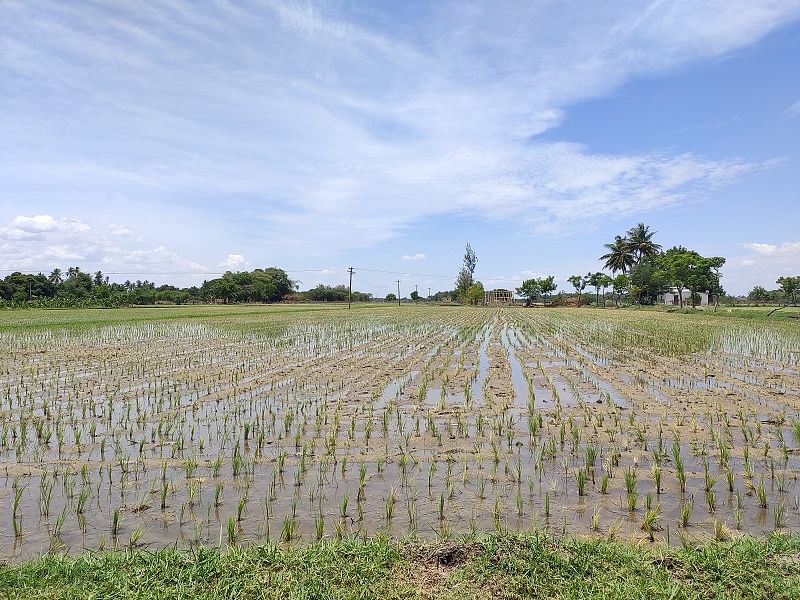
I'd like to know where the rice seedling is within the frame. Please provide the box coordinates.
[773,500,786,530]
[575,469,587,496]
[227,516,237,546]
[384,486,396,523]
[713,519,729,541]
[641,504,662,542]
[111,508,120,538]
[679,498,693,528]
[627,491,638,512]
[591,505,601,532]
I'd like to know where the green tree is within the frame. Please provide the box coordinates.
[567,275,587,306]
[706,257,726,309]
[48,268,63,286]
[384,293,397,303]
[538,276,557,306]
[777,276,800,305]
[658,247,699,308]
[599,274,613,307]
[465,281,484,305]
[586,272,604,306]
[600,236,634,273]
[612,274,630,307]
[455,243,478,301]
[60,272,93,298]
[516,279,540,306]
[410,290,419,302]
[748,286,768,304]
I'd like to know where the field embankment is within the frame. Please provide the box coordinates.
[1,533,798,599]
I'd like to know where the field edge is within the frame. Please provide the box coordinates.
[1,532,798,599]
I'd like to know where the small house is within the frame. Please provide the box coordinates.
[657,287,709,306]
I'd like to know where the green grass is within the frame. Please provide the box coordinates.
[627,303,800,320]
[0,303,384,330]
[1,533,798,599]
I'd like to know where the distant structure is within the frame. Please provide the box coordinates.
[484,289,514,306]
[657,287,710,306]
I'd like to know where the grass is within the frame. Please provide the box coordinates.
[1,533,798,599]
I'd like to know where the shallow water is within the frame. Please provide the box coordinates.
[1,307,798,561]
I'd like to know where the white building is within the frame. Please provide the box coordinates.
[657,287,709,306]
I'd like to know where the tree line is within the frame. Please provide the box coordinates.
[748,277,800,306]
[0,267,375,308]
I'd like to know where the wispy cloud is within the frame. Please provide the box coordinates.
[785,99,800,116]
[402,253,427,261]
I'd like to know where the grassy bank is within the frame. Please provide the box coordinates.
[2,533,798,599]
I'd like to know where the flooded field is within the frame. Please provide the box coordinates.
[1,305,799,560]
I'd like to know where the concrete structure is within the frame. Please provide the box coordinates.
[484,289,514,306]
[657,287,709,306]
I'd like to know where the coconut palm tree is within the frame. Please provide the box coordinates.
[48,268,63,285]
[600,236,634,273]
[626,223,662,263]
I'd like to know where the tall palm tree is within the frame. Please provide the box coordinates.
[48,268,63,285]
[626,223,662,263]
[600,236,634,273]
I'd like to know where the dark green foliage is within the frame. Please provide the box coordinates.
[202,268,295,303]
[301,284,372,303]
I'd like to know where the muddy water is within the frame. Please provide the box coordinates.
[0,307,798,561]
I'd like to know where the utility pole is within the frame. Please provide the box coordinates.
[428,287,431,301]
[347,267,354,309]
[396,280,401,307]
[28,282,32,301]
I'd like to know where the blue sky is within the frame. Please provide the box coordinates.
[1,1,799,296]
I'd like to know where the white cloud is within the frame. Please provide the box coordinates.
[1,215,90,240]
[0,214,206,283]
[786,99,800,117]
[108,223,133,236]
[727,241,800,291]
[402,253,426,261]
[739,242,800,256]
[218,254,250,270]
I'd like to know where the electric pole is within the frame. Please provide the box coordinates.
[347,267,354,309]
[428,287,431,301]
[396,280,401,306]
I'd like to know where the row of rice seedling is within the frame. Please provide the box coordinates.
[0,306,797,560]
